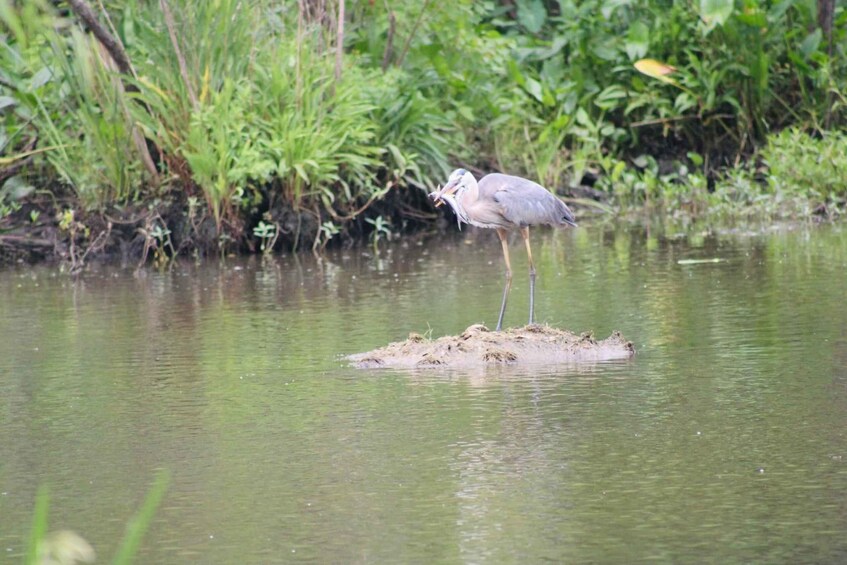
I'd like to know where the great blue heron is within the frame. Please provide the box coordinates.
[429,168,576,331]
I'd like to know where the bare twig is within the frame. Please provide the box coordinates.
[629,113,734,128]
[818,0,835,128]
[324,182,395,222]
[160,0,198,109]
[334,0,345,82]
[296,0,305,107]
[381,0,395,71]
[79,222,112,264]
[68,0,159,180]
[0,136,37,185]
[396,0,431,67]
[0,234,54,249]
[66,0,135,77]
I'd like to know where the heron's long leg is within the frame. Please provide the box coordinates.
[496,228,512,331]
[521,227,536,325]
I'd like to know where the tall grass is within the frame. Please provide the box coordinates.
[2,1,149,207]
[125,0,445,232]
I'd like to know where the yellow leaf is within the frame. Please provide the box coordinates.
[200,65,211,104]
[634,58,679,86]
[138,76,169,100]
[0,145,65,166]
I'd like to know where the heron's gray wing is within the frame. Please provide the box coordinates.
[480,173,576,227]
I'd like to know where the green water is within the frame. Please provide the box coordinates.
[2,222,847,563]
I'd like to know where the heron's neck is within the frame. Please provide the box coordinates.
[441,193,469,227]
[462,176,479,203]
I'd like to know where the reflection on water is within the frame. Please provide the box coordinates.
[1,223,847,562]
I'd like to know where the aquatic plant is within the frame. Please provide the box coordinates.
[24,471,169,565]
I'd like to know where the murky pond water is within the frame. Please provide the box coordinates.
[2,222,847,563]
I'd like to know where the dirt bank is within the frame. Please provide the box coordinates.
[348,324,635,369]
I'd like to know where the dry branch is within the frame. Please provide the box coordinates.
[67,0,135,78]
[160,0,198,110]
[334,0,345,82]
[67,0,158,181]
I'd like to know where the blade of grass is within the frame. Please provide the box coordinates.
[112,469,170,565]
[25,485,50,565]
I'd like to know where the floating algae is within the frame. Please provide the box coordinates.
[348,324,634,369]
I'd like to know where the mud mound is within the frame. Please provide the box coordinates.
[349,324,635,369]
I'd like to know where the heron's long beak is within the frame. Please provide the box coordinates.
[429,180,460,208]
[428,185,445,208]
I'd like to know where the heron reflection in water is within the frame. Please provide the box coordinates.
[429,169,576,331]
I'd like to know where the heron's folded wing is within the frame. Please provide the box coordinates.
[493,184,568,227]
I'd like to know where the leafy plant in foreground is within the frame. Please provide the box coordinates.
[25,470,170,565]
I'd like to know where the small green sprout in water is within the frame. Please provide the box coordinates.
[365,215,392,252]
[149,223,171,244]
[314,220,340,254]
[140,215,176,266]
[253,218,279,254]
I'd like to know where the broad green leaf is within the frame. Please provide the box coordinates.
[735,8,767,27]
[595,85,628,110]
[523,77,544,103]
[625,21,650,61]
[701,0,734,26]
[558,0,577,19]
[535,36,568,60]
[800,29,822,58]
[506,59,525,87]
[30,67,52,91]
[674,92,697,112]
[687,152,704,166]
[767,0,794,21]
[601,0,629,19]
[1,175,34,200]
[591,37,620,61]
[516,0,546,34]
[456,104,475,122]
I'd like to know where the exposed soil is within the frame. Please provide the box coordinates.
[348,324,635,369]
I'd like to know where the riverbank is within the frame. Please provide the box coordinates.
[0,163,845,273]
[2,2,844,269]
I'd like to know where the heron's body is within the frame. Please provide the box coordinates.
[452,173,576,230]
[430,169,576,331]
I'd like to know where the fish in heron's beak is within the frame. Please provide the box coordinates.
[428,180,460,208]
[428,185,445,208]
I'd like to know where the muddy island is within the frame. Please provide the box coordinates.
[349,324,635,369]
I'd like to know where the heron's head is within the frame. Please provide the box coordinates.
[429,169,475,208]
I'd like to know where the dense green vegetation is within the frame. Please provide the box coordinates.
[1,0,845,264]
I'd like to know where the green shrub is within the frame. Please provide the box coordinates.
[762,128,847,201]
